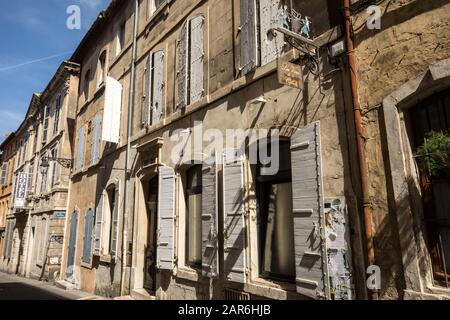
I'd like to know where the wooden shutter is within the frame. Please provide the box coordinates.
[102,77,122,144]
[202,156,219,278]
[259,0,284,65]
[5,220,13,259]
[157,166,175,270]
[76,126,85,172]
[82,209,95,264]
[222,149,246,283]
[142,54,153,126]
[111,182,120,258]
[1,163,8,186]
[190,15,204,103]
[90,114,101,166]
[239,0,258,75]
[290,122,330,299]
[152,50,165,125]
[93,193,104,256]
[177,21,189,109]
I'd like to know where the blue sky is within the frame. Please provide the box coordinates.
[0,0,111,140]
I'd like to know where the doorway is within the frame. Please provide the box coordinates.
[66,211,78,280]
[143,176,158,293]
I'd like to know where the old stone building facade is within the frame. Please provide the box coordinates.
[1,0,450,301]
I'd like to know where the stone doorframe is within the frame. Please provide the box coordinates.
[382,58,450,298]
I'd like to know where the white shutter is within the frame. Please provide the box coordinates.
[152,50,164,125]
[291,122,330,299]
[202,156,219,278]
[239,0,258,75]
[157,166,175,270]
[259,0,284,65]
[94,193,104,256]
[222,149,246,283]
[189,15,204,103]
[111,182,120,258]
[142,54,153,126]
[102,77,123,143]
[177,21,189,109]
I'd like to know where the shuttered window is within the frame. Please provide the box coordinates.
[42,105,50,145]
[110,183,120,258]
[290,122,329,299]
[157,166,175,270]
[82,208,95,265]
[93,193,104,256]
[176,15,205,110]
[1,162,8,186]
[202,157,219,278]
[259,0,284,65]
[222,149,246,283]
[75,126,86,172]
[53,95,62,135]
[142,51,165,126]
[102,77,122,144]
[185,165,202,267]
[90,113,102,166]
[239,0,258,75]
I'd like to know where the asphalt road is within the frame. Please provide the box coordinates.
[0,272,96,300]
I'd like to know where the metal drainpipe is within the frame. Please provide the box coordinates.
[342,0,378,300]
[121,0,139,297]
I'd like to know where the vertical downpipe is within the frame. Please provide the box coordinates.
[121,0,139,297]
[342,0,378,300]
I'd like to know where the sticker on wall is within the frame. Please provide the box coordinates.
[324,198,355,300]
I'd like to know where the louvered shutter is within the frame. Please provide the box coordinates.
[93,193,104,256]
[90,114,101,166]
[190,15,204,103]
[223,149,246,283]
[152,50,164,125]
[177,21,189,109]
[82,209,94,264]
[239,0,258,75]
[1,163,8,186]
[157,166,175,270]
[102,77,122,144]
[76,126,85,172]
[291,122,330,299]
[142,54,153,126]
[111,182,120,258]
[259,0,284,65]
[202,156,219,278]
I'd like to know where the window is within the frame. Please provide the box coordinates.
[50,147,58,187]
[82,208,95,265]
[90,113,102,166]
[255,140,295,281]
[53,95,62,135]
[148,0,165,17]
[40,156,48,194]
[82,69,91,103]
[97,51,107,88]
[142,50,165,126]
[116,22,126,56]
[42,105,50,145]
[97,184,119,257]
[185,165,202,267]
[32,124,38,154]
[1,162,8,186]
[27,162,34,194]
[176,15,205,109]
[75,126,86,172]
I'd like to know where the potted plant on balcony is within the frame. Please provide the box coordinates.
[416,130,450,180]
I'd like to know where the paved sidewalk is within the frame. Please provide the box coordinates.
[0,272,107,300]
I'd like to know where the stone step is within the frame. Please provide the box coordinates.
[131,288,156,300]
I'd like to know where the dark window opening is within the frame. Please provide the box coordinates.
[185,165,202,268]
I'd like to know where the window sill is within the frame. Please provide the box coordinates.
[99,254,113,264]
[243,278,296,300]
[146,1,170,30]
[81,261,93,270]
[176,267,201,282]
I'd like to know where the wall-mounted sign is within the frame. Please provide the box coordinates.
[278,59,304,90]
[14,172,29,208]
[55,211,66,219]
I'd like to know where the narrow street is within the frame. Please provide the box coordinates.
[0,272,103,300]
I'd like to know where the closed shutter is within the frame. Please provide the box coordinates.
[102,77,123,144]
[93,193,104,256]
[82,209,95,264]
[190,15,204,103]
[259,0,284,65]
[290,122,330,299]
[202,156,219,278]
[142,54,153,126]
[157,166,175,270]
[239,0,258,75]
[111,182,120,258]
[4,220,13,259]
[152,50,165,125]
[1,163,8,186]
[76,126,85,172]
[177,21,189,109]
[91,114,102,165]
[222,149,246,283]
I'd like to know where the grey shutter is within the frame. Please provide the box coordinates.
[5,220,13,259]
[82,209,94,264]
[259,0,284,65]
[291,122,330,299]
[1,163,8,186]
[222,149,246,283]
[190,15,204,103]
[76,126,85,172]
[239,0,258,75]
[157,166,175,270]
[111,183,120,258]
[91,114,102,165]
[177,21,189,109]
[94,193,104,256]
[142,54,153,126]
[202,156,218,278]
[152,50,164,125]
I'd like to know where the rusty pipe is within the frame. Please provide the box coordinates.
[342,0,378,300]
